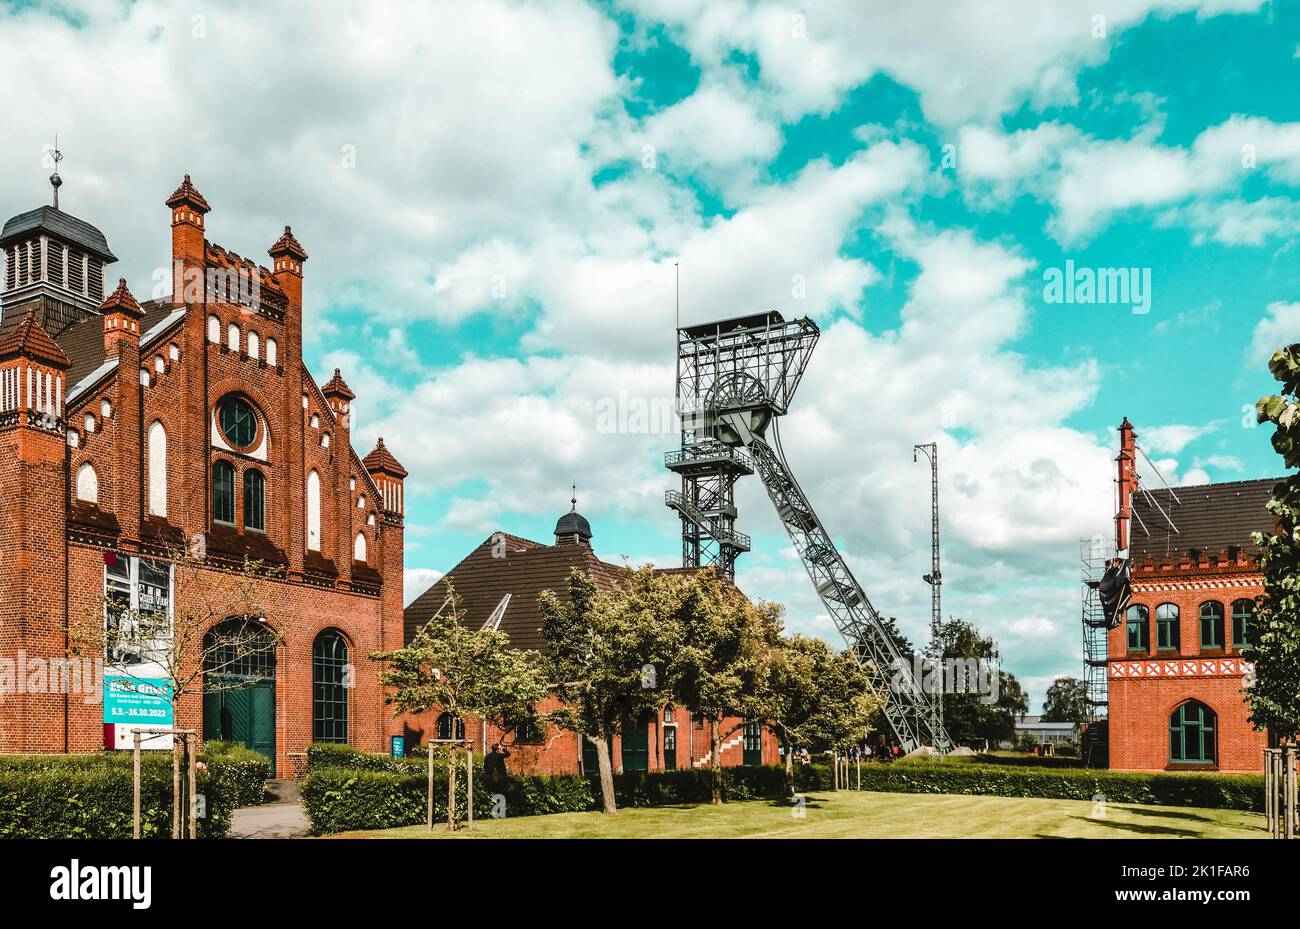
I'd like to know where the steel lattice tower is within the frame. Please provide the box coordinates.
[666,310,952,752]
[913,442,943,740]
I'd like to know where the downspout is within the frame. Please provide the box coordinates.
[63,426,71,753]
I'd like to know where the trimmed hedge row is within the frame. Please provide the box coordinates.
[0,750,255,838]
[833,761,1264,811]
[300,745,1264,834]
[301,744,802,834]
[200,742,272,807]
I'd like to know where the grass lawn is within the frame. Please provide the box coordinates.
[335,790,1266,839]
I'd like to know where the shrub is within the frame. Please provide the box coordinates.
[844,761,1263,811]
[200,741,271,806]
[0,751,246,838]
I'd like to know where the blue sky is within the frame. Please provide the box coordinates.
[2,0,1298,708]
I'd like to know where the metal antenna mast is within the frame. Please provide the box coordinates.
[667,310,952,752]
[913,442,942,737]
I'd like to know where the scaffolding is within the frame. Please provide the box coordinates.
[667,310,951,752]
[1080,537,1111,767]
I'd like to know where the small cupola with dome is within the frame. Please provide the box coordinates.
[553,487,593,548]
[1,145,118,336]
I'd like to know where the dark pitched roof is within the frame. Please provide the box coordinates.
[100,278,143,317]
[554,508,592,541]
[403,533,627,652]
[1129,478,1283,563]
[363,437,407,478]
[0,310,69,367]
[0,205,117,262]
[322,368,354,400]
[55,298,180,394]
[268,225,308,261]
[164,175,211,213]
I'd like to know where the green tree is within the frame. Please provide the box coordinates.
[753,634,880,796]
[539,566,684,814]
[1246,342,1300,744]
[666,568,781,804]
[934,616,1028,747]
[1041,677,1089,724]
[371,580,547,828]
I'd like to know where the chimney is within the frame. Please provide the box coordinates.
[101,279,144,357]
[165,174,210,306]
[1115,417,1136,556]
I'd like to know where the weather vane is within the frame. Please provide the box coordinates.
[49,134,63,210]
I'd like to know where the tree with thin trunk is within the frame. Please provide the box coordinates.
[371,579,546,828]
[756,634,882,798]
[1245,341,1300,746]
[539,566,684,814]
[666,567,780,804]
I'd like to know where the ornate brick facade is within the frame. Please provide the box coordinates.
[0,177,407,776]
[1104,419,1277,773]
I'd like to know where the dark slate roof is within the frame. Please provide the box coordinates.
[0,206,117,261]
[554,508,592,540]
[55,298,180,393]
[403,533,627,652]
[1129,478,1283,563]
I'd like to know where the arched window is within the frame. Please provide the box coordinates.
[84,412,95,433]
[436,713,465,742]
[207,315,220,343]
[266,338,277,367]
[1198,601,1224,649]
[244,469,265,532]
[1232,599,1255,648]
[306,470,321,551]
[248,331,260,361]
[357,494,365,509]
[353,532,367,563]
[226,322,240,352]
[312,630,349,744]
[321,432,331,448]
[1125,604,1149,652]
[1169,700,1216,765]
[1155,603,1179,651]
[213,460,235,525]
[147,421,167,517]
[75,463,98,504]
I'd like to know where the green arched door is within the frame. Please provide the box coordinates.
[202,618,276,763]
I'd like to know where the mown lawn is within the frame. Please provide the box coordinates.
[336,789,1266,839]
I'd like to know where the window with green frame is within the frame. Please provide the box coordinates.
[1231,599,1254,648]
[1198,601,1224,649]
[243,469,265,532]
[312,630,349,744]
[512,716,544,744]
[1169,700,1215,765]
[212,460,235,525]
[436,713,464,742]
[1125,604,1149,651]
[1155,603,1179,651]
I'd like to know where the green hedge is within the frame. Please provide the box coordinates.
[839,761,1263,811]
[200,742,271,807]
[0,751,252,838]
[302,746,805,834]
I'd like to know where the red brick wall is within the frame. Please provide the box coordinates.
[0,190,404,778]
[1106,567,1266,772]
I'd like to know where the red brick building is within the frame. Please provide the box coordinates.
[0,175,407,776]
[402,503,779,776]
[1106,418,1277,772]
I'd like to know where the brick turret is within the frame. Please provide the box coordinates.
[0,310,70,751]
[1115,417,1136,556]
[101,278,143,357]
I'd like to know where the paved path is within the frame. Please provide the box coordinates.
[229,780,311,839]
